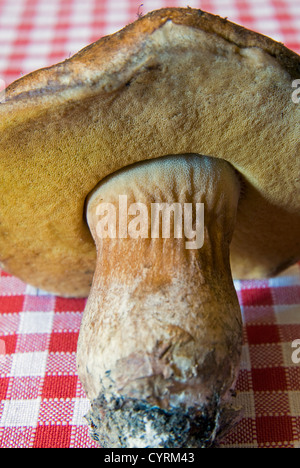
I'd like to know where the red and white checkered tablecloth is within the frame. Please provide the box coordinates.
[0,0,300,449]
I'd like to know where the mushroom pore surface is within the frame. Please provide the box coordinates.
[77,154,243,448]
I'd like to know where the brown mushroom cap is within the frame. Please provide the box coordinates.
[0,7,299,297]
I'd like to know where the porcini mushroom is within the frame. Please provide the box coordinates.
[0,8,299,448]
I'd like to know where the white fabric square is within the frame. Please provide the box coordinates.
[0,4,24,27]
[0,398,41,427]
[18,311,54,334]
[71,398,90,426]
[274,305,300,325]
[240,343,252,371]
[21,57,50,75]
[10,352,48,377]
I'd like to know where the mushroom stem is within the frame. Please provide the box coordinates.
[77,154,243,448]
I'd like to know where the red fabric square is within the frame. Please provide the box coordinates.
[49,332,79,353]
[0,377,9,400]
[0,334,17,354]
[241,288,273,307]
[0,296,24,314]
[252,368,287,392]
[42,375,78,399]
[33,425,72,448]
[220,417,257,446]
[247,325,280,344]
[0,271,11,277]
[256,416,294,445]
[55,297,86,313]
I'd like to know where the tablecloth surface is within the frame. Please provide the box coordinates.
[0,0,300,449]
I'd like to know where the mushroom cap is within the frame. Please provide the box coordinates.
[0,7,299,297]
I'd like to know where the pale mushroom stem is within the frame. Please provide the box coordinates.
[77,154,243,448]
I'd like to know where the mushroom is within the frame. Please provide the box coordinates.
[0,8,299,448]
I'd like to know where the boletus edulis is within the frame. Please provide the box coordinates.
[0,8,299,448]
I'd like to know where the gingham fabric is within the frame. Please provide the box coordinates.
[0,0,299,449]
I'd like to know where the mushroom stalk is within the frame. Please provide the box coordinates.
[77,154,243,448]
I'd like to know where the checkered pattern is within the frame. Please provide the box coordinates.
[0,0,299,449]
[221,268,300,448]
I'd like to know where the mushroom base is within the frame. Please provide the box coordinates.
[85,394,242,448]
